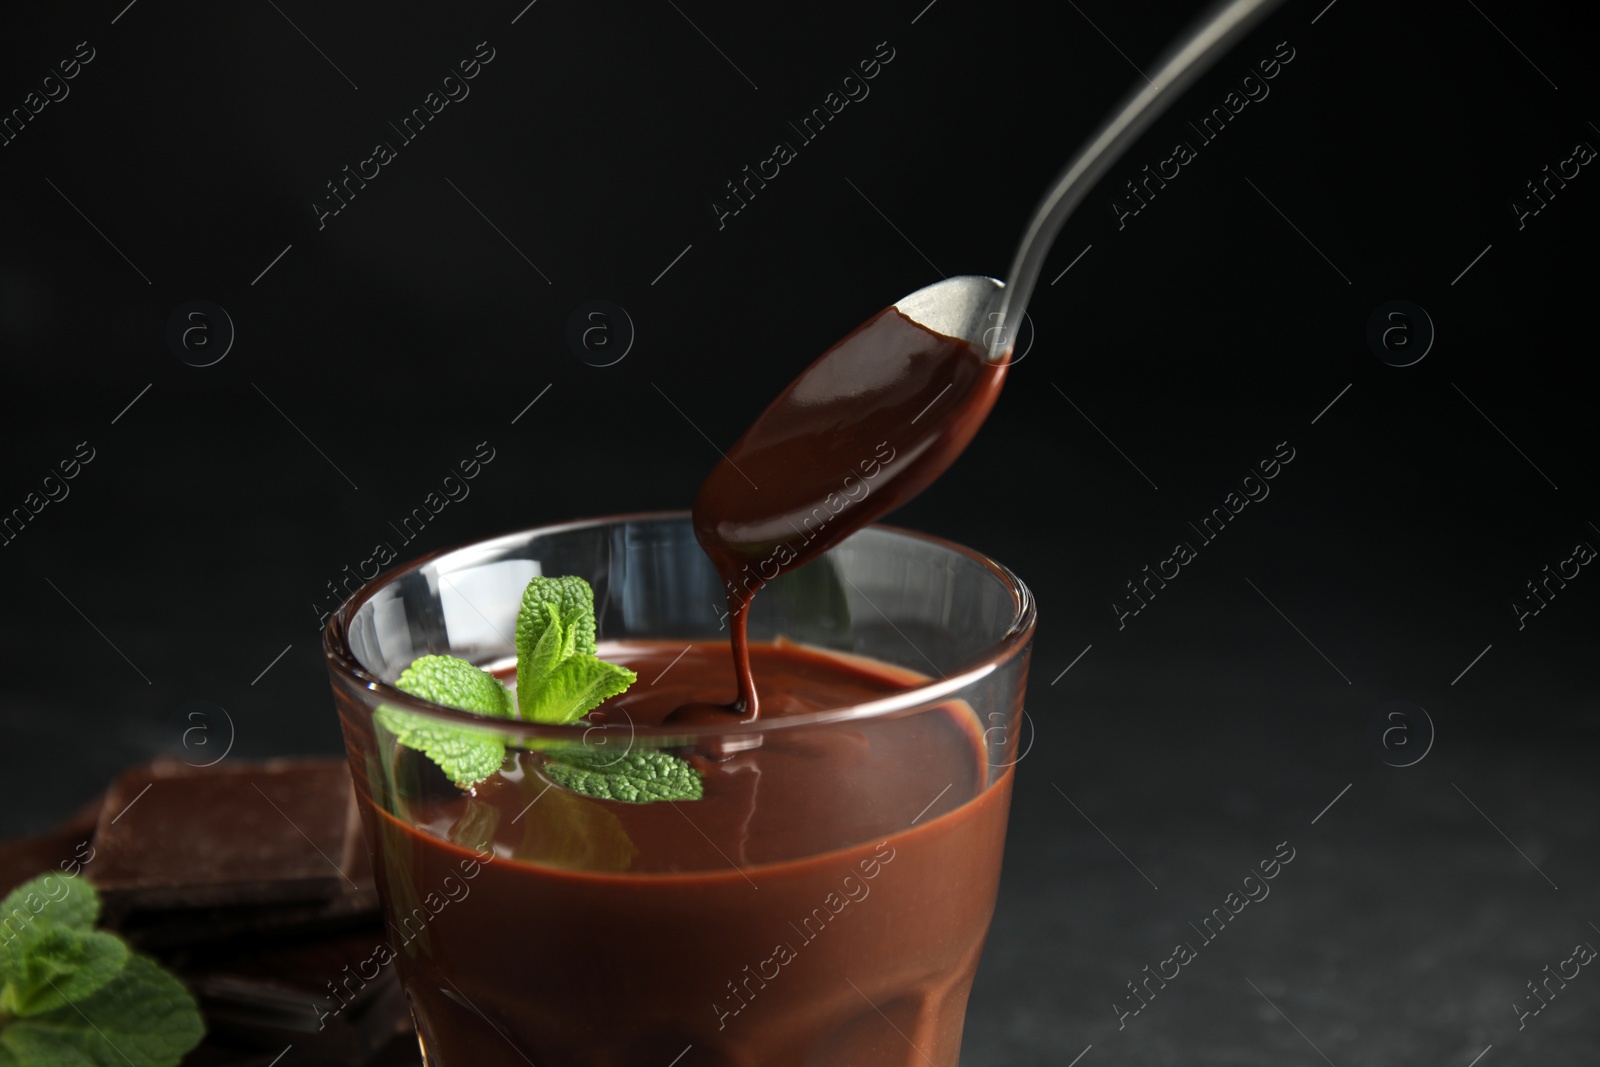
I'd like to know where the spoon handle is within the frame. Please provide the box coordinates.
[986,0,1286,358]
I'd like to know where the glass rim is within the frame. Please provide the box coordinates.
[322,509,1035,741]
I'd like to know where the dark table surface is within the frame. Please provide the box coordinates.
[3,0,1597,1063]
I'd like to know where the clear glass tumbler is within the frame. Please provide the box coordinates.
[323,513,1034,1066]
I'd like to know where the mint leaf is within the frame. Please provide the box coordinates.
[516,576,597,660]
[375,709,508,789]
[513,577,636,723]
[378,654,515,788]
[521,656,636,726]
[0,1029,97,1067]
[521,602,573,691]
[395,655,515,716]
[0,953,203,1067]
[1,927,128,1018]
[544,749,703,804]
[0,875,103,996]
[0,874,98,937]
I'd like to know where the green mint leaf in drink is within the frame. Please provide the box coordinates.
[377,654,515,788]
[520,601,574,691]
[395,655,515,717]
[514,576,637,724]
[375,711,509,790]
[543,749,704,804]
[520,656,636,726]
[0,874,204,1066]
[0,953,204,1067]
[516,576,597,660]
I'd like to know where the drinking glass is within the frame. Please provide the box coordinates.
[323,513,1034,1066]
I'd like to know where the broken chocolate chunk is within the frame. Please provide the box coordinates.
[91,757,366,914]
[0,794,100,897]
[177,929,407,1065]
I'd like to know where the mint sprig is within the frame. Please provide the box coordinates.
[381,575,702,804]
[515,577,635,723]
[516,575,598,660]
[0,874,204,1067]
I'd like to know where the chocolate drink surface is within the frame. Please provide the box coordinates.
[353,640,1014,1067]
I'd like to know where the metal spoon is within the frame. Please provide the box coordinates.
[897,0,1284,358]
[688,0,1287,719]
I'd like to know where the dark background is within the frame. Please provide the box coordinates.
[3,0,1597,1063]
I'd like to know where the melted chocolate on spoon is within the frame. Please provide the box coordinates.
[675,306,1008,723]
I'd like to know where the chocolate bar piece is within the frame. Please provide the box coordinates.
[92,757,366,913]
[182,1028,422,1067]
[0,794,100,898]
[115,884,380,951]
[176,929,408,1065]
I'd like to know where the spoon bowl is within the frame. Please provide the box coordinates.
[893,274,1004,349]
